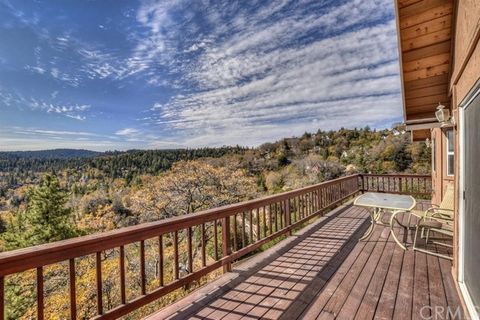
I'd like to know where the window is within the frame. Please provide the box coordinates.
[431,138,436,172]
[446,129,454,176]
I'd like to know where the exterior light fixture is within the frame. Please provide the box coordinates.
[435,103,454,127]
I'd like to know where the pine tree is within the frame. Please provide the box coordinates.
[3,174,78,250]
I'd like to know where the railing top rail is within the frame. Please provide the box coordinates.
[360,173,431,178]
[0,174,360,276]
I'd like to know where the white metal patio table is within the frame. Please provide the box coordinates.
[354,192,416,250]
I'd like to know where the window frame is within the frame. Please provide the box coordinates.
[446,129,454,176]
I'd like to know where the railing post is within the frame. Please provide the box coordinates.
[286,200,292,236]
[222,216,232,273]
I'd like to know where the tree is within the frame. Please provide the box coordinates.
[130,160,257,222]
[2,174,78,250]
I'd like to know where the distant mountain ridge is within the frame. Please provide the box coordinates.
[0,149,102,160]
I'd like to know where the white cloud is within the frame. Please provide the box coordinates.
[29,99,90,120]
[115,128,140,136]
[24,65,46,74]
[144,0,402,147]
[0,89,91,121]
[65,114,86,121]
[2,0,403,150]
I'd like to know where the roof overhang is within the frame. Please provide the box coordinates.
[394,0,455,139]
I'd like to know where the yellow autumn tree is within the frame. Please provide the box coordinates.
[130,160,257,222]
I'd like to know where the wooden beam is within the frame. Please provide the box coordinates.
[398,0,423,9]
[402,40,451,62]
[407,111,438,120]
[407,101,450,114]
[402,28,451,51]
[404,83,448,99]
[402,53,450,72]
[404,74,448,91]
[406,93,448,107]
[400,2,452,29]
[399,0,451,18]
[412,129,431,141]
[400,14,451,41]
[403,63,449,81]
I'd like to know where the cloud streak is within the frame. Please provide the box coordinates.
[0,0,403,150]
[142,0,402,147]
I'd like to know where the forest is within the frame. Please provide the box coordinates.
[0,126,431,319]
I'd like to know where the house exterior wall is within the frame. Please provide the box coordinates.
[430,127,453,206]
[446,0,480,280]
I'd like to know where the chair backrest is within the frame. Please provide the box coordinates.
[438,184,454,217]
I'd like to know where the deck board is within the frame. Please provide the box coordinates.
[146,202,465,320]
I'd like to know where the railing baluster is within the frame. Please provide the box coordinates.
[316,190,321,211]
[120,246,126,304]
[221,216,232,273]
[187,227,193,273]
[250,210,254,244]
[233,214,238,251]
[256,208,260,241]
[37,266,44,320]
[214,220,219,260]
[241,212,246,248]
[96,252,103,315]
[158,235,164,286]
[286,199,292,236]
[69,258,77,319]
[304,194,308,216]
[140,240,146,295]
[201,223,206,267]
[273,202,278,232]
[174,231,179,279]
[262,206,267,238]
[0,276,4,320]
[269,204,273,235]
[299,197,303,219]
[306,194,310,216]
[308,193,312,214]
[295,197,299,221]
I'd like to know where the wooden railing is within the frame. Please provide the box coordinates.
[0,173,432,319]
[359,174,432,197]
[0,175,361,320]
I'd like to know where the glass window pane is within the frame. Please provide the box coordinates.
[448,154,454,175]
[447,130,454,152]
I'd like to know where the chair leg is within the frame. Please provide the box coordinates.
[407,213,412,228]
[425,229,430,244]
[413,224,420,250]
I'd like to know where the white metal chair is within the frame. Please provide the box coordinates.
[413,184,454,260]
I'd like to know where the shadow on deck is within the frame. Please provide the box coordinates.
[146,202,464,320]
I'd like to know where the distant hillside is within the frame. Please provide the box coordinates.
[0,149,102,160]
[0,147,248,182]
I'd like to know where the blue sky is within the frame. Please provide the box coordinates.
[0,0,403,151]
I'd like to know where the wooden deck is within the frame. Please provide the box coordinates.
[147,202,464,320]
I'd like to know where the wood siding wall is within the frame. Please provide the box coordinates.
[430,126,454,206]
[449,0,480,286]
